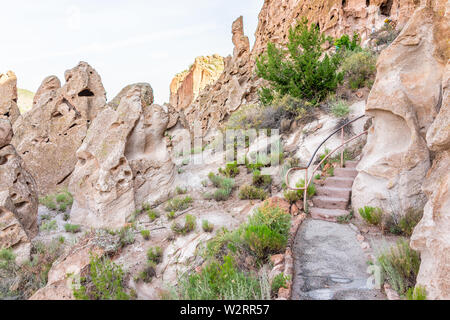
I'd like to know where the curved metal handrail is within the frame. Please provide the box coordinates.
[285,114,371,212]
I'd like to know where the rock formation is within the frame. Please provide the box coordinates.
[0,71,20,124]
[0,118,38,263]
[352,4,448,216]
[11,62,107,195]
[69,83,175,229]
[183,16,262,136]
[169,55,224,111]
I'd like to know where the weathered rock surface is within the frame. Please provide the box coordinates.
[170,55,224,111]
[352,5,448,217]
[0,71,20,124]
[12,62,107,195]
[183,16,262,135]
[0,119,38,263]
[410,59,450,300]
[69,83,175,229]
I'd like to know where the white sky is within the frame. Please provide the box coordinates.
[0,0,263,104]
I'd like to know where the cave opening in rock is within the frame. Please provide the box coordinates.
[366,0,370,6]
[342,0,347,7]
[78,89,95,97]
[380,0,393,16]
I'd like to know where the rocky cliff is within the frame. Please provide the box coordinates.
[0,71,20,125]
[169,55,224,111]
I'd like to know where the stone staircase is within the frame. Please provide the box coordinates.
[310,160,358,222]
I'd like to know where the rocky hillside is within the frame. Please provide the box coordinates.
[0,0,448,301]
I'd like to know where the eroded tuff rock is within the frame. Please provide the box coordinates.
[69,83,175,229]
[352,4,448,217]
[0,71,20,124]
[169,55,224,111]
[410,57,450,300]
[183,16,261,135]
[251,0,420,61]
[0,118,38,263]
[11,62,106,195]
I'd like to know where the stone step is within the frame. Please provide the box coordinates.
[334,167,358,178]
[315,186,352,199]
[310,207,349,222]
[312,196,349,210]
[324,177,355,188]
[344,160,359,168]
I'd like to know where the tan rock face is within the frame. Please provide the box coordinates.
[169,55,224,112]
[69,83,175,229]
[184,16,261,135]
[11,62,106,195]
[411,58,450,300]
[0,119,38,263]
[251,0,420,61]
[0,71,20,124]
[352,5,448,216]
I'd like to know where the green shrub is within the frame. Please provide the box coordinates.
[334,33,361,51]
[136,264,156,283]
[147,209,160,222]
[218,162,240,178]
[271,273,289,296]
[174,255,269,300]
[373,23,400,46]
[40,220,57,232]
[147,247,163,264]
[341,49,377,90]
[243,225,286,260]
[406,286,427,300]
[57,235,65,244]
[141,229,150,240]
[63,213,70,221]
[172,215,196,235]
[296,179,316,198]
[176,186,187,195]
[252,170,272,188]
[118,226,135,248]
[166,211,176,220]
[330,99,350,118]
[256,17,343,106]
[0,248,15,268]
[39,196,57,210]
[73,254,129,300]
[64,223,81,233]
[283,190,301,204]
[377,239,421,296]
[213,188,232,201]
[238,185,268,201]
[39,190,73,212]
[397,209,423,237]
[202,220,214,233]
[165,196,193,212]
[359,206,383,226]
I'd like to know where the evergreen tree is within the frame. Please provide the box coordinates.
[256,18,343,106]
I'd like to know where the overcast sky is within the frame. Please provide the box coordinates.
[0,0,262,104]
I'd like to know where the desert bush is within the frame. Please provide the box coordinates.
[147,209,160,222]
[202,220,214,233]
[377,239,421,296]
[166,211,176,220]
[73,254,129,300]
[40,220,57,232]
[252,170,272,188]
[147,247,163,264]
[238,185,268,201]
[136,263,156,283]
[372,23,400,46]
[171,214,196,235]
[176,186,188,195]
[118,226,135,248]
[39,189,74,212]
[256,18,342,106]
[406,286,427,300]
[283,190,301,204]
[174,255,269,300]
[296,179,316,198]
[334,32,361,51]
[341,49,377,90]
[359,206,383,226]
[64,223,81,233]
[397,209,423,237]
[271,272,290,296]
[329,99,350,118]
[140,229,150,240]
[213,188,232,201]
[218,162,240,178]
[165,196,193,212]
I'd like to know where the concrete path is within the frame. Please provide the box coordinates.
[291,219,385,300]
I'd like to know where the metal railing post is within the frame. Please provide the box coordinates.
[340,127,344,167]
[304,169,308,212]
